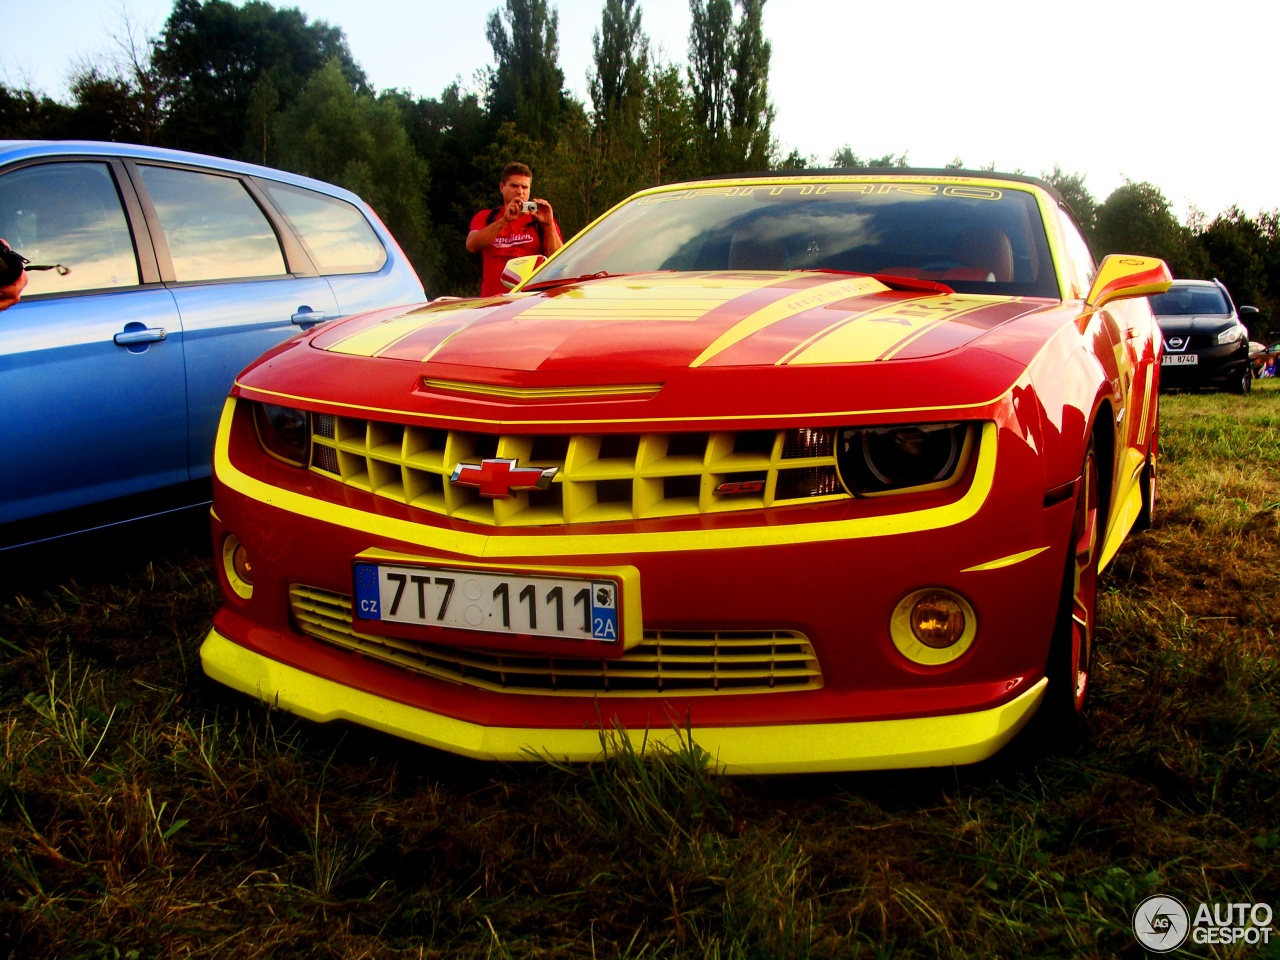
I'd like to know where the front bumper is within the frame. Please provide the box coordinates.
[205,399,1075,772]
[202,627,1047,773]
[1160,343,1250,388]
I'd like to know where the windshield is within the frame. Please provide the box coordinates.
[1147,285,1230,316]
[533,181,1059,298]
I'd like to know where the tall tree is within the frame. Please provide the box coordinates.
[392,82,497,297]
[727,0,772,170]
[640,57,700,185]
[589,0,648,127]
[687,0,733,149]
[1094,180,1206,279]
[485,0,566,142]
[154,0,366,158]
[1198,207,1268,321]
[580,0,653,220]
[688,0,774,173]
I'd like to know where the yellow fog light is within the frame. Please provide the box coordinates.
[222,534,254,600]
[890,589,977,665]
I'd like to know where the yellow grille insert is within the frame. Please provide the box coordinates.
[290,585,822,697]
[309,414,845,526]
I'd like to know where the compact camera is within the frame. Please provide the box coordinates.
[520,201,539,215]
[0,244,27,286]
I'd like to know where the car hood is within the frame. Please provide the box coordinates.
[237,272,1066,425]
[1155,315,1234,336]
[309,272,1049,374]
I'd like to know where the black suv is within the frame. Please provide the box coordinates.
[1150,279,1258,393]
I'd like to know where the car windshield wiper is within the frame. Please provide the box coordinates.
[521,270,614,292]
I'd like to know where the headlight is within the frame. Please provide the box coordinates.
[253,402,310,466]
[836,423,971,495]
[1217,324,1246,345]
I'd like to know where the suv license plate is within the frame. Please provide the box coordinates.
[353,561,620,642]
[1162,353,1198,365]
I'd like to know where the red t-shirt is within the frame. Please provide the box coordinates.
[470,209,549,296]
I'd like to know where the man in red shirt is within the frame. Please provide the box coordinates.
[466,162,563,296]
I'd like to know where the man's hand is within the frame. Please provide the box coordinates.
[532,200,563,255]
[0,239,27,312]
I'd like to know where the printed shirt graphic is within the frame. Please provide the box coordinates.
[471,210,548,296]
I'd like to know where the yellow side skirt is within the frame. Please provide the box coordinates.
[201,628,1048,775]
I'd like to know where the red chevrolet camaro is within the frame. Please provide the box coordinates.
[202,171,1170,773]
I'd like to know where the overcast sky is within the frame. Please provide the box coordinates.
[2,0,1276,219]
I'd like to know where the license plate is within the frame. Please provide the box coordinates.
[1162,353,1198,365]
[353,561,620,642]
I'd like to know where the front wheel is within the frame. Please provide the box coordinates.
[1046,443,1100,715]
[1229,365,1252,394]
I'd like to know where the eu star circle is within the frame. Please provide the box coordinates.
[1132,895,1190,953]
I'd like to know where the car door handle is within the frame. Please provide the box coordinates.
[291,307,330,326]
[113,327,167,345]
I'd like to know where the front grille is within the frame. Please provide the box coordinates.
[308,414,845,526]
[290,585,823,697]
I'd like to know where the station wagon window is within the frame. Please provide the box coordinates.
[137,165,286,282]
[0,162,139,295]
[259,182,387,275]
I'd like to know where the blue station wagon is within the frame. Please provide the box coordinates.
[0,141,425,550]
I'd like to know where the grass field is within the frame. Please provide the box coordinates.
[2,385,1278,959]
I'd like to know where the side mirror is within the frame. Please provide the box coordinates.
[1084,254,1173,310]
[1239,305,1260,318]
[500,255,547,291]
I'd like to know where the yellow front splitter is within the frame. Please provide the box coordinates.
[201,628,1047,775]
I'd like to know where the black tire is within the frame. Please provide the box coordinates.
[1229,366,1252,394]
[1045,442,1100,716]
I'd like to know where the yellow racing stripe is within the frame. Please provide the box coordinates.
[324,300,501,358]
[690,276,887,367]
[787,295,1004,365]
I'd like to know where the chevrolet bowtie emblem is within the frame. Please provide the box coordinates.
[450,458,558,498]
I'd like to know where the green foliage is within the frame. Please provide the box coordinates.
[65,69,149,144]
[485,0,567,143]
[0,83,76,139]
[1093,179,1207,278]
[688,0,734,144]
[727,0,773,170]
[273,62,436,291]
[830,145,909,170]
[688,0,774,173]
[590,0,648,127]
[1042,165,1097,241]
[154,0,366,159]
[1198,207,1269,322]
